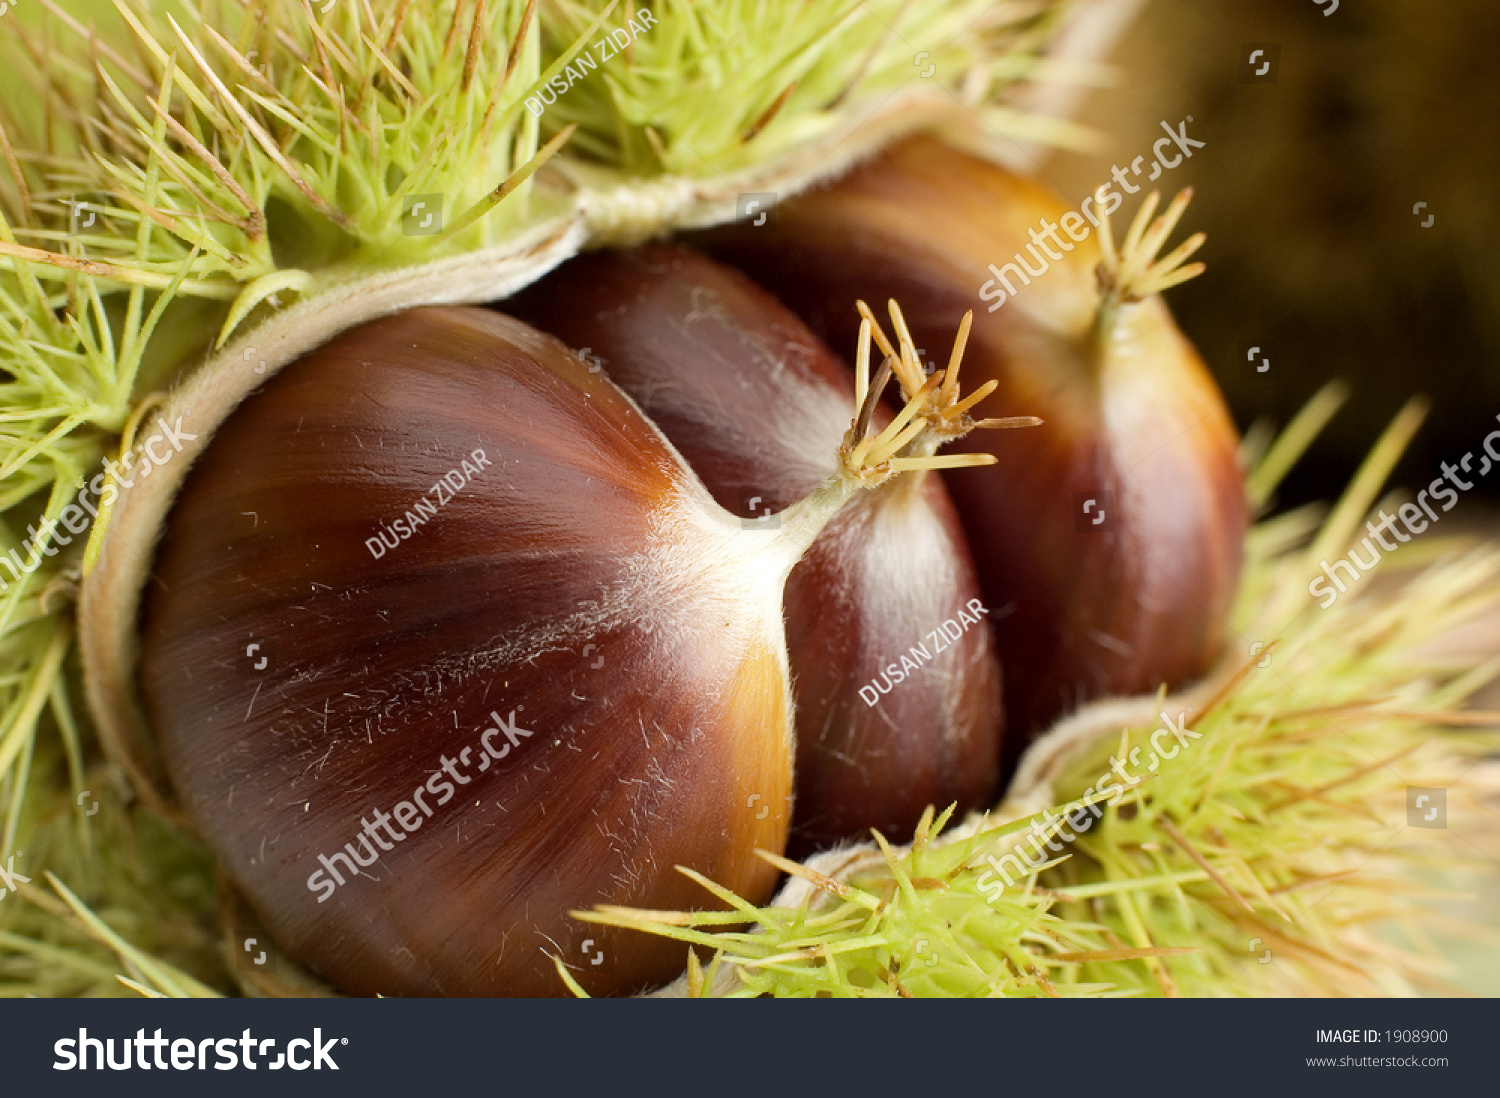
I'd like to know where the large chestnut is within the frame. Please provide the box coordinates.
[509,244,1011,855]
[697,136,1247,759]
[138,303,996,995]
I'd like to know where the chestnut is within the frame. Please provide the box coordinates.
[135,302,999,995]
[696,135,1247,759]
[508,244,1021,855]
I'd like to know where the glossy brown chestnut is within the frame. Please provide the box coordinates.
[696,136,1247,762]
[139,306,796,997]
[508,245,1005,855]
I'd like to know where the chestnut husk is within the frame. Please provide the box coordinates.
[508,244,1003,855]
[695,135,1247,761]
[139,306,794,997]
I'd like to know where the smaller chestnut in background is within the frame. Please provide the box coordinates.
[698,136,1247,764]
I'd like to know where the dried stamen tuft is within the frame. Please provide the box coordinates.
[1095,186,1206,305]
[840,299,1026,480]
[854,299,1041,452]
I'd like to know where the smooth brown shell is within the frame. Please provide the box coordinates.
[508,245,1002,855]
[139,306,790,996]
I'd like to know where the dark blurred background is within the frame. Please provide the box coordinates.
[1040,0,1500,508]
